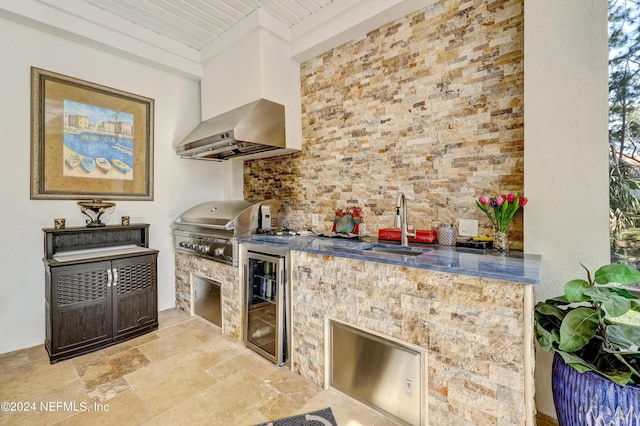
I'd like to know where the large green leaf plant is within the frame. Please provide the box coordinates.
[534,264,640,386]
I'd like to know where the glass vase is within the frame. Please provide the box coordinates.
[493,229,509,251]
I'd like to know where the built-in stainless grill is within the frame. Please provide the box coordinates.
[173,199,280,266]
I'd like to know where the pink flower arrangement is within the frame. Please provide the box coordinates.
[476,194,528,232]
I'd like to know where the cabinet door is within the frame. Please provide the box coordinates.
[50,261,112,358]
[245,252,286,365]
[112,254,158,340]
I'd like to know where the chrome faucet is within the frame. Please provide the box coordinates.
[396,192,415,246]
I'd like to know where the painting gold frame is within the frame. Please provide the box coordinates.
[31,67,154,200]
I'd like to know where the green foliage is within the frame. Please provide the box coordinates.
[609,0,640,246]
[558,308,599,352]
[534,264,640,386]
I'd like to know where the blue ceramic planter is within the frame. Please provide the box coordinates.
[552,353,640,426]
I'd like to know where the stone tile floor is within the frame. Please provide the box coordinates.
[0,309,398,425]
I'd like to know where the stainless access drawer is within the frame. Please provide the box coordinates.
[193,276,221,327]
[331,322,423,425]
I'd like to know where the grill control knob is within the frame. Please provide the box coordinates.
[200,245,211,254]
[214,247,224,256]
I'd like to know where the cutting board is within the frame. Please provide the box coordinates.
[378,228,437,244]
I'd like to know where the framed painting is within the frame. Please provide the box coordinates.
[31,67,154,200]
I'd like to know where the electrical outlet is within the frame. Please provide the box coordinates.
[311,214,319,227]
[458,219,478,237]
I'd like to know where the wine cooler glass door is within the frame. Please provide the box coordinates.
[245,251,285,365]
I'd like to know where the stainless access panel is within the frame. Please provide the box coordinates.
[331,322,423,425]
[193,276,222,327]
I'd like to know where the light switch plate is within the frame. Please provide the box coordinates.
[458,219,478,237]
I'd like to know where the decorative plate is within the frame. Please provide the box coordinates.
[332,207,362,235]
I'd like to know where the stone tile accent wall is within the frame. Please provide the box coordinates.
[174,253,242,340]
[290,250,534,425]
[244,0,524,249]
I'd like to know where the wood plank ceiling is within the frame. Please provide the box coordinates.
[81,0,335,51]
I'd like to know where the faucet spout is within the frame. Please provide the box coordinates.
[396,192,415,246]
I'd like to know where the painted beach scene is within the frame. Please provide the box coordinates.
[63,100,134,180]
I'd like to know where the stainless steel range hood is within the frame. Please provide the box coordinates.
[176,99,285,161]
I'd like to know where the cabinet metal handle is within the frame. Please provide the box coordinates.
[113,268,119,286]
[107,268,113,287]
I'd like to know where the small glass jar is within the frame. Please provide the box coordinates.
[493,230,509,251]
[437,223,458,246]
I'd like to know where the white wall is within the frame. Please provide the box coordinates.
[0,17,229,354]
[524,0,609,419]
[200,10,302,154]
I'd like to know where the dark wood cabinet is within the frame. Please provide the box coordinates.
[112,255,157,340]
[43,224,158,363]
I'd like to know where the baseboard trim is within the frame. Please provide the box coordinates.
[536,412,559,426]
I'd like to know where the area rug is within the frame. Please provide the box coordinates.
[255,407,338,426]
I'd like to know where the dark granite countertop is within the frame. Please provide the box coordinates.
[238,234,541,285]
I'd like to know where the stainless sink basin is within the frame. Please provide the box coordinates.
[362,244,430,256]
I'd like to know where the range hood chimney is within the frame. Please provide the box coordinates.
[176,99,285,161]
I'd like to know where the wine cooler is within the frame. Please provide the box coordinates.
[244,250,287,365]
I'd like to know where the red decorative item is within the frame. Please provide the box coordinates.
[332,207,362,234]
[378,228,437,244]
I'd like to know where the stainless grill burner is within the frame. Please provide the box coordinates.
[173,200,280,266]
